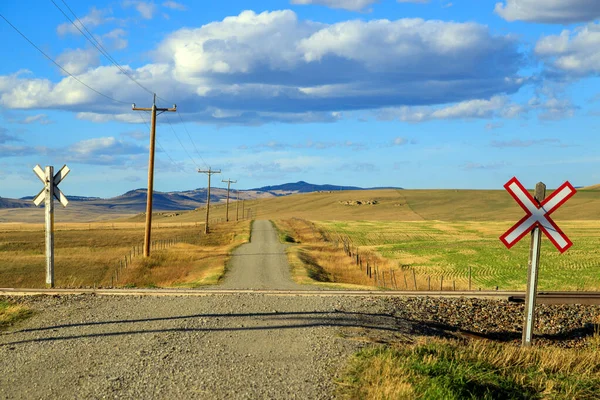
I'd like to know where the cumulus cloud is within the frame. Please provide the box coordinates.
[536,24,600,77]
[290,0,378,11]
[380,95,525,122]
[56,48,100,75]
[57,7,113,36]
[1,10,524,125]
[495,0,600,24]
[65,136,147,165]
[123,1,157,19]
[162,1,186,10]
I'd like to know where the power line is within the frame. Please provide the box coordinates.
[51,0,154,96]
[0,12,129,105]
[176,111,209,169]
[135,112,190,175]
[164,114,201,169]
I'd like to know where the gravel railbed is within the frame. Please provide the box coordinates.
[384,296,600,347]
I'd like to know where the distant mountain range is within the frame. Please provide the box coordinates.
[1,181,402,212]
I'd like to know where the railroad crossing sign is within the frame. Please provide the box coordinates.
[500,177,576,347]
[500,177,576,253]
[32,164,70,288]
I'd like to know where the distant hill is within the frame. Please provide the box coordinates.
[0,181,402,219]
[251,181,402,194]
[582,183,600,190]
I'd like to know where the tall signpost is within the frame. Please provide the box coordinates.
[500,177,576,346]
[33,164,70,288]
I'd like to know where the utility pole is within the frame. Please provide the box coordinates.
[236,190,240,221]
[133,94,177,257]
[242,199,245,220]
[198,168,221,234]
[221,179,237,222]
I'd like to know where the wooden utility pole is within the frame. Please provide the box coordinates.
[523,182,546,346]
[221,179,237,222]
[236,190,240,221]
[132,94,176,257]
[198,168,221,233]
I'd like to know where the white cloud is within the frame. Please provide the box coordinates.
[65,136,147,165]
[495,0,600,24]
[291,0,378,11]
[56,48,100,75]
[123,1,157,19]
[536,24,600,76]
[162,1,186,10]
[57,7,112,36]
[18,114,53,125]
[380,96,525,122]
[1,10,524,125]
[103,29,128,50]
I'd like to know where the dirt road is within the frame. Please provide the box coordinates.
[0,220,398,399]
[219,220,303,290]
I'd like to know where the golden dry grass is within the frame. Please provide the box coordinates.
[0,220,250,288]
[118,221,250,288]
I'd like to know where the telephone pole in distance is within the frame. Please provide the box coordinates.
[221,178,237,222]
[132,93,176,257]
[198,168,221,234]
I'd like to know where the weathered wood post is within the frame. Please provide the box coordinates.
[32,164,69,288]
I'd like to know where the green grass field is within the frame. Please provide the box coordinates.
[317,220,600,291]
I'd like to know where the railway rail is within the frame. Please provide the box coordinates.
[1,288,599,304]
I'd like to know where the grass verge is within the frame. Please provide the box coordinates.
[119,220,251,288]
[0,300,33,330]
[339,337,600,400]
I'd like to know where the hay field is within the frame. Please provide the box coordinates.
[0,220,250,288]
[317,220,600,291]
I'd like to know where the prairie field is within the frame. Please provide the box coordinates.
[0,220,250,288]
[315,220,600,291]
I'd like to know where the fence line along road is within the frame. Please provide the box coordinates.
[1,288,600,304]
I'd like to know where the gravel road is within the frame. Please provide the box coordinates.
[1,220,598,399]
[0,220,395,399]
[219,220,304,290]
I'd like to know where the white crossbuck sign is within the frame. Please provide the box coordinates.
[500,177,576,253]
[33,164,70,207]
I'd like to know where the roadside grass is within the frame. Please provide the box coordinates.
[318,220,600,291]
[0,220,250,288]
[0,300,33,330]
[339,337,600,400]
[275,219,382,290]
[119,220,251,288]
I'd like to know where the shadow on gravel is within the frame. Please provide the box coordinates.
[409,319,598,344]
[0,310,408,346]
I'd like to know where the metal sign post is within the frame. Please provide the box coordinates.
[33,164,70,288]
[500,177,576,346]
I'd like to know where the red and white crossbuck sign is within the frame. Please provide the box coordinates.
[500,177,576,253]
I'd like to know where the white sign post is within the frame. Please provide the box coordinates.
[33,164,70,288]
[500,177,576,346]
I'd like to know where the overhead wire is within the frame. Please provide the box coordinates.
[163,114,201,169]
[136,113,191,175]
[0,12,129,105]
[52,0,208,173]
[51,0,155,96]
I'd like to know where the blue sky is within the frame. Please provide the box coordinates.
[1,0,599,198]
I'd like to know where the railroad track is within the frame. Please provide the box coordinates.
[1,288,599,304]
